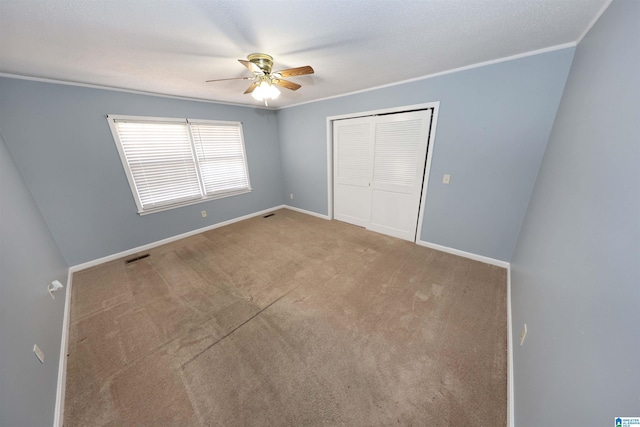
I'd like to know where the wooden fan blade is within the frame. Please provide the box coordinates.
[239,59,264,75]
[273,79,302,91]
[275,66,314,78]
[205,77,252,83]
[244,82,259,94]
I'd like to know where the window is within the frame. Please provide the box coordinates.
[107,115,251,214]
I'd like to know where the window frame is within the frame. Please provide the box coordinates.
[107,114,252,215]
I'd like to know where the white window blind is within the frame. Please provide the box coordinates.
[190,122,250,196]
[108,115,251,215]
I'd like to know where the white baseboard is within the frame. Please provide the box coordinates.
[53,268,73,427]
[507,266,515,427]
[416,240,510,269]
[70,205,286,272]
[283,205,331,220]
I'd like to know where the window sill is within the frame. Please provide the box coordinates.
[137,188,252,216]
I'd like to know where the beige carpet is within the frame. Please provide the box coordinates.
[64,209,507,426]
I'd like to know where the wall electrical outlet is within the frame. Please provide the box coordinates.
[290,193,294,200]
[201,210,207,218]
[33,344,45,363]
[520,323,527,346]
[442,174,451,184]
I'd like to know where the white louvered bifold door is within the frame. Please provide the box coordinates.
[333,117,373,227]
[369,110,431,240]
[333,110,431,241]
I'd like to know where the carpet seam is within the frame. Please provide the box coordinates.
[180,283,302,369]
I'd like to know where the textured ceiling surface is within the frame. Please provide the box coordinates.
[0,0,609,108]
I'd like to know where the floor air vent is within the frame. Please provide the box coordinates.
[125,253,150,264]
[263,213,275,218]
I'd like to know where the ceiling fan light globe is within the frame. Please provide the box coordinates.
[251,81,269,100]
[267,84,281,99]
[251,81,279,101]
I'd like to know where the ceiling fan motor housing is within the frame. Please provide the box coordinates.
[206,53,313,100]
[248,53,274,74]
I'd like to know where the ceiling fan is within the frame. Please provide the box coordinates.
[206,53,314,105]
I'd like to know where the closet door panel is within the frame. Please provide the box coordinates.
[369,111,431,241]
[333,117,372,227]
[369,190,417,240]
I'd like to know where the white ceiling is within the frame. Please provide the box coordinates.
[0,0,609,109]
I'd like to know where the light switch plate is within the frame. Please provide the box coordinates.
[33,344,45,363]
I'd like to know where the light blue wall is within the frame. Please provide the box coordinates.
[0,49,574,266]
[277,49,574,261]
[0,132,68,426]
[0,79,284,265]
[510,1,640,425]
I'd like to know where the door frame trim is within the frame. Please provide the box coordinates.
[325,101,440,243]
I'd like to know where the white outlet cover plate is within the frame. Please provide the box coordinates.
[442,174,451,184]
